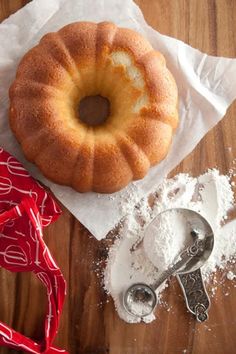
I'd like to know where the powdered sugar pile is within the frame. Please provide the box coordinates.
[104,169,236,323]
[143,209,200,272]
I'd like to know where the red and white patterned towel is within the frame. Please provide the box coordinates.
[0,147,68,353]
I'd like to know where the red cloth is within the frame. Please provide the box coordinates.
[0,147,68,353]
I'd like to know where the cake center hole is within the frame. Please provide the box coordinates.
[78,95,110,126]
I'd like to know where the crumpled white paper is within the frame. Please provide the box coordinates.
[1,0,236,240]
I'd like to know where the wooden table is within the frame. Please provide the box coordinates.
[0,1,236,353]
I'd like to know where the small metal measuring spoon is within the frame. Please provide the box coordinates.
[123,208,214,321]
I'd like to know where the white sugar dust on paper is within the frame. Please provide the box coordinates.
[104,169,236,323]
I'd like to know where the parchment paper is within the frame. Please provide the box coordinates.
[1,0,236,240]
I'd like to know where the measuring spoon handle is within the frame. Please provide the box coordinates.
[177,268,210,322]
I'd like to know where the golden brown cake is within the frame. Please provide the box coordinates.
[9,21,178,193]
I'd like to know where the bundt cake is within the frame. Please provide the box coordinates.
[9,21,178,193]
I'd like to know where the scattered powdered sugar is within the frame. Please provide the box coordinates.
[104,169,236,323]
[227,270,236,280]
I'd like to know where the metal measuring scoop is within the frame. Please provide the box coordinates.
[123,208,214,321]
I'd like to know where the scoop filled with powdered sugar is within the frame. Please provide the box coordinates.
[143,209,196,273]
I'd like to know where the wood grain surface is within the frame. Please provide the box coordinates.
[0,1,236,353]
